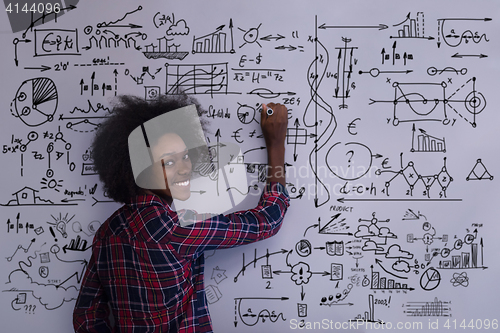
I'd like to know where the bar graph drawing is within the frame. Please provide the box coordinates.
[438,241,486,269]
[350,294,384,324]
[411,124,446,153]
[143,37,189,60]
[391,12,434,40]
[165,62,239,97]
[192,19,235,54]
[371,266,414,291]
[404,297,451,317]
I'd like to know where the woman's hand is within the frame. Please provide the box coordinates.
[261,103,288,149]
[261,103,288,186]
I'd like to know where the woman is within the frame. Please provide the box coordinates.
[73,93,289,333]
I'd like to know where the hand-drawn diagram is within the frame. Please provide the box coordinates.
[410,124,446,153]
[376,154,453,198]
[390,12,434,40]
[165,62,236,97]
[333,38,357,109]
[192,19,235,54]
[303,16,337,207]
[437,17,491,48]
[143,12,190,60]
[0,2,498,332]
[403,297,451,316]
[11,77,58,127]
[466,159,493,181]
[370,77,486,127]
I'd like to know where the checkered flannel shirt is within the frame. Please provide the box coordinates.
[73,182,289,332]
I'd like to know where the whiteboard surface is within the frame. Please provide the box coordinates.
[1,1,499,332]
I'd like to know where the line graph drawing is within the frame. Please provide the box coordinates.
[165,62,240,97]
[61,112,109,132]
[60,100,111,133]
[96,6,143,28]
[437,17,491,48]
[5,239,36,262]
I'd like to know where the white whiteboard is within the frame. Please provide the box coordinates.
[1,1,499,332]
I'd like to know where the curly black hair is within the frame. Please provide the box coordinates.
[91,93,209,204]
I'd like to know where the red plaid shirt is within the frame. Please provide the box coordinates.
[73,182,289,333]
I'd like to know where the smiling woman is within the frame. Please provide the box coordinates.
[150,132,193,204]
[73,93,290,333]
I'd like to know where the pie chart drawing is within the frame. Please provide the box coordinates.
[12,77,58,127]
[420,267,441,291]
[295,239,312,257]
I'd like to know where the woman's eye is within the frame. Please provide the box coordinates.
[164,160,174,166]
[183,153,190,160]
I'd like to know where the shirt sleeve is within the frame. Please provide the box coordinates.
[73,240,112,333]
[168,181,290,258]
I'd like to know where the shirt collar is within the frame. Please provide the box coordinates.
[127,193,172,211]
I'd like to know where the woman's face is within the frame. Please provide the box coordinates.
[150,133,192,202]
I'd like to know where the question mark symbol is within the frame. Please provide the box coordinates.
[346,150,354,168]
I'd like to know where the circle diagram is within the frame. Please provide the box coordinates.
[326,142,373,181]
[420,267,441,291]
[295,239,312,257]
[12,77,58,127]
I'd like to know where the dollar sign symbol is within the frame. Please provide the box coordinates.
[256,53,262,64]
